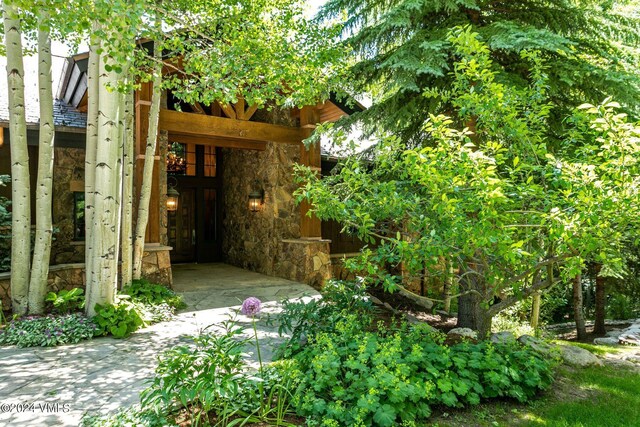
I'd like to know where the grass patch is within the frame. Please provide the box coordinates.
[426,364,640,427]
[519,365,640,426]
[551,340,623,356]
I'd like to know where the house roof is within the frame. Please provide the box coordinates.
[0,56,87,130]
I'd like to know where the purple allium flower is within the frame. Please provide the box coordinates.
[241,297,262,317]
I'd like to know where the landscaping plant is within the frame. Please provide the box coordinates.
[122,279,186,310]
[273,284,557,426]
[45,288,85,314]
[0,313,97,347]
[92,299,146,339]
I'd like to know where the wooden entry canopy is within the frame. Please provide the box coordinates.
[137,82,323,243]
[158,109,305,147]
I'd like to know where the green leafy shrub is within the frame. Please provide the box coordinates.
[46,288,85,314]
[292,320,556,427]
[275,279,375,358]
[122,279,186,310]
[140,318,301,426]
[141,319,248,426]
[0,313,97,347]
[93,300,145,338]
[607,294,637,320]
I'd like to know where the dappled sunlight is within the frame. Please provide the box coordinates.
[0,264,318,426]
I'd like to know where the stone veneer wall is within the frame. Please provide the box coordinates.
[222,142,301,273]
[51,147,85,264]
[221,141,332,288]
[0,264,85,310]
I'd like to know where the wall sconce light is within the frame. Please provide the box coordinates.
[248,189,264,212]
[166,177,180,212]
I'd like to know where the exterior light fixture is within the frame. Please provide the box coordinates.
[166,177,180,212]
[248,189,264,212]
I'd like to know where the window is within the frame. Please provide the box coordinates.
[167,142,196,176]
[167,142,216,177]
[73,192,85,241]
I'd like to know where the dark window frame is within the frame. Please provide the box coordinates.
[73,192,85,241]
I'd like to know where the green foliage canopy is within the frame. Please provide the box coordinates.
[319,0,640,143]
[296,30,640,325]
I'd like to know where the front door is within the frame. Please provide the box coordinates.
[168,188,196,263]
[197,188,220,262]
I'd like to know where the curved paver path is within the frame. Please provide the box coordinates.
[0,264,319,426]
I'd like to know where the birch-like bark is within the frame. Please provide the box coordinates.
[3,4,31,315]
[29,10,55,314]
[84,30,100,307]
[85,47,121,317]
[120,88,135,287]
[132,39,163,280]
[113,89,125,290]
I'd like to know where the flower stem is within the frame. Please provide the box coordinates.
[252,319,263,372]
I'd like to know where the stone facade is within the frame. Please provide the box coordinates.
[274,239,332,289]
[140,245,173,286]
[0,264,85,310]
[222,142,302,273]
[221,140,332,289]
[51,147,85,264]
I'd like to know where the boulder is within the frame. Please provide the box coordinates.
[518,334,552,354]
[446,328,478,344]
[559,345,603,367]
[448,327,478,339]
[605,329,621,338]
[619,333,640,346]
[593,337,619,346]
[490,331,516,345]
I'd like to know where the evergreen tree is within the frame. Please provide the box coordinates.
[320,0,640,144]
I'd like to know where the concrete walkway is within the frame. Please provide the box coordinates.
[0,264,319,427]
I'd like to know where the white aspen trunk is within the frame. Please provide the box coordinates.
[84,31,100,308]
[113,89,125,290]
[85,47,121,317]
[120,88,135,287]
[3,4,31,315]
[132,40,163,280]
[28,10,55,314]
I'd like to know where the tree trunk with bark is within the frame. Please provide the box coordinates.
[442,260,452,313]
[120,88,135,287]
[85,45,122,317]
[83,32,100,309]
[573,273,587,340]
[3,4,31,315]
[132,39,163,280]
[593,263,606,336]
[457,267,492,339]
[530,291,541,330]
[28,10,55,314]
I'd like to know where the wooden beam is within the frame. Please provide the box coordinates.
[135,81,161,243]
[168,132,267,151]
[234,96,246,120]
[159,109,304,145]
[211,102,222,117]
[299,106,322,239]
[192,102,206,115]
[244,104,259,121]
[219,102,237,120]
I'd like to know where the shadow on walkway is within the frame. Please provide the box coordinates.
[0,263,319,427]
